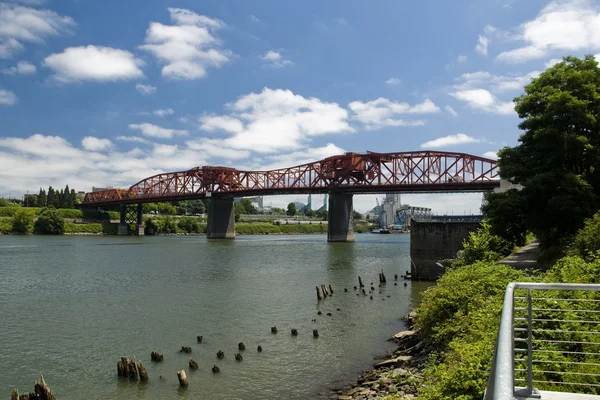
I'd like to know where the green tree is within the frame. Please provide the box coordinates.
[271,207,285,215]
[34,208,65,234]
[37,188,47,208]
[305,209,316,217]
[63,185,73,208]
[11,209,33,233]
[0,198,9,207]
[157,202,177,215]
[352,210,363,220]
[240,198,258,214]
[484,55,600,248]
[47,186,59,208]
[143,203,159,214]
[286,202,297,216]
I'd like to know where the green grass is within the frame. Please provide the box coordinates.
[64,222,103,234]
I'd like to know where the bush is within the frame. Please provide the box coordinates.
[57,209,83,219]
[34,208,65,234]
[178,217,200,233]
[0,217,12,233]
[0,207,24,217]
[0,198,9,207]
[452,221,514,267]
[11,209,34,233]
[64,223,102,234]
[570,211,600,261]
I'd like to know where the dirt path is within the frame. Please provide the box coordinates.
[498,239,540,270]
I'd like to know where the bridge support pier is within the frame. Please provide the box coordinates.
[136,203,144,236]
[118,204,128,236]
[207,197,235,239]
[327,192,354,242]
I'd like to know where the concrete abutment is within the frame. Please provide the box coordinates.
[327,192,354,242]
[207,197,236,239]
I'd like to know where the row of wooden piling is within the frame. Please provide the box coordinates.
[315,283,335,300]
[11,376,55,400]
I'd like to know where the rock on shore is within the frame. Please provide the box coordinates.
[332,313,425,400]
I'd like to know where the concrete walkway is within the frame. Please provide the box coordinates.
[498,239,540,270]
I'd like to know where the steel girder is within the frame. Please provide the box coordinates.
[82,151,500,206]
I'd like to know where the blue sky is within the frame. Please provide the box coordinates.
[1,0,599,212]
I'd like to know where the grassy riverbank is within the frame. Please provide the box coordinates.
[407,216,600,399]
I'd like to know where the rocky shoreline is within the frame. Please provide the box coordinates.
[330,312,426,400]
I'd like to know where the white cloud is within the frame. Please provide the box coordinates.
[43,45,144,82]
[457,55,468,63]
[348,98,440,130]
[140,8,231,80]
[153,108,174,117]
[128,123,188,139]
[1,60,36,75]
[454,70,539,92]
[186,138,250,160]
[0,4,75,59]
[0,89,17,105]
[483,151,498,159]
[81,136,112,151]
[451,89,515,115]
[136,83,156,95]
[420,133,480,148]
[198,88,353,153]
[475,35,490,55]
[545,58,562,68]
[116,136,151,144]
[445,105,458,117]
[248,14,261,23]
[253,143,345,171]
[199,115,244,133]
[385,77,402,85]
[261,50,293,68]
[497,0,600,63]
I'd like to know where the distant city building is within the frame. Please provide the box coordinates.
[92,186,114,192]
[494,179,524,193]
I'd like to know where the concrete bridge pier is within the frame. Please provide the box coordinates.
[135,203,144,236]
[327,192,354,242]
[118,204,128,236]
[207,197,236,239]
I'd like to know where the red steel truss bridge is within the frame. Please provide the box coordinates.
[82,151,500,207]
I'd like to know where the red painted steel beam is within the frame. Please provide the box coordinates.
[82,151,500,206]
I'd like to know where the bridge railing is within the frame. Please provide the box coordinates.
[485,282,600,400]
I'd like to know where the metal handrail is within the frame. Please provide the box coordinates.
[484,282,600,400]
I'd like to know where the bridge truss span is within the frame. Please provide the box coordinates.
[82,151,499,206]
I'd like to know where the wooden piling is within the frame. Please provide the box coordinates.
[151,351,164,362]
[138,361,148,381]
[358,276,364,287]
[118,357,139,380]
[217,350,224,359]
[180,346,192,353]
[381,269,387,283]
[197,335,203,343]
[14,376,56,400]
[328,284,334,294]
[212,365,220,373]
[316,286,322,300]
[321,284,329,297]
[177,370,188,387]
[291,328,298,336]
[238,342,246,351]
[11,389,18,400]
[257,345,263,352]
[235,353,243,361]
[313,329,319,337]
[271,326,278,334]
[189,358,199,370]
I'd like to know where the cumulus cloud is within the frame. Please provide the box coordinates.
[43,45,144,82]
[348,98,440,130]
[116,136,151,144]
[140,7,231,80]
[483,151,498,159]
[445,105,458,117]
[421,133,480,148]
[0,4,75,59]
[261,50,292,68]
[128,123,188,139]
[81,136,112,151]
[385,77,402,85]
[457,55,467,63]
[455,70,540,92]
[497,0,600,63]
[2,60,36,75]
[0,89,18,105]
[153,108,174,117]
[136,83,156,95]
[197,88,353,153]
[451,89,514,115]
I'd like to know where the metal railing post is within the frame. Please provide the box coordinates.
[527,288,533,395]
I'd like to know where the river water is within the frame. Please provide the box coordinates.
[0,234,429,399]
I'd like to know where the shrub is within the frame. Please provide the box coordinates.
[34,208,65,234]
[570,211,600,261]
[178,217,200,233]
[0,198,10,207]
[64,223,102,234]
[11,209,34,233]
[0,217,12,233]
[453,221,514,267]
[57,209,83,219]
